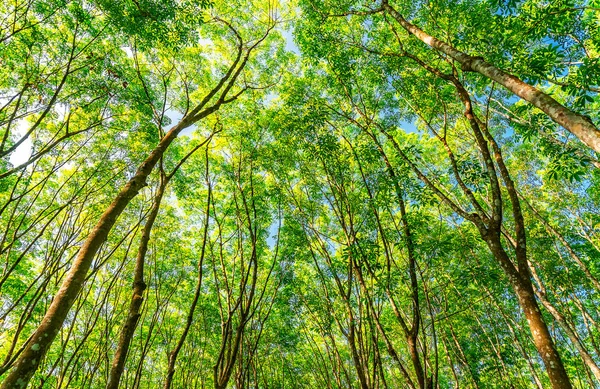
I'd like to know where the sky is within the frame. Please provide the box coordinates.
[8,120,32,166]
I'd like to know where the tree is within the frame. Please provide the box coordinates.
[2,1,600,388]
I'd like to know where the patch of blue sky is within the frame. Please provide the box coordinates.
[281,28,300,55]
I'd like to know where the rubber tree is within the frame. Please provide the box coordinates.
[313,0,600,153]
[0,15,276,389]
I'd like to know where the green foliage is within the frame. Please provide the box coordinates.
[1,0,600,388]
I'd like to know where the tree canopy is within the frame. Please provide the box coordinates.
[1,0,599,388]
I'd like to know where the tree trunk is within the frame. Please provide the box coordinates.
[105,172,167,389]
[488,239,573,389]
[513,280,573,389]
[532,278,600,381]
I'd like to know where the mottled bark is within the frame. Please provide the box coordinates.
[481,230,572,389]
[411,56,574,389]
[371,108,573,389]
[515,278,573,388]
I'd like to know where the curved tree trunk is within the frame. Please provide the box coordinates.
[488,243,573,389]
[107,133,216,389]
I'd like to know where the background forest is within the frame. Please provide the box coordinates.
[1,0,600,388]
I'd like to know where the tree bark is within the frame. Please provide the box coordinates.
[105,172,167,389]
[487,239,573,389]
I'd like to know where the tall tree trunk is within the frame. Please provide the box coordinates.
[105,171,167,389]
[488,240,573,389]
[372,119,574,389]
[0,121,182,389]
[109,136,215,389]
[369,53,574,387]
